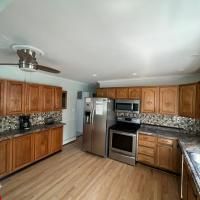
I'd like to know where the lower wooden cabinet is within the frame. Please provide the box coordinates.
[137,133,179,173]
[0,139,12,177]
[51,127,63,153]
[34,130,51,160]
[12,134,34,170]
[182,159,199,200]
[0,126,63,178]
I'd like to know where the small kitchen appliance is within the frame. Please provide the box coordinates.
[19,115,31,130]
[115,100,140,113]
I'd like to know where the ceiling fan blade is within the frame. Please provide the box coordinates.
[0,63,18,65]
[17,49,33,62]
[37,65,60,73]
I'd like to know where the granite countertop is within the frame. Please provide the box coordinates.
[138,123,200,195]
[0,122,65,142]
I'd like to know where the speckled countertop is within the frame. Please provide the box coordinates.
[138,124,200,195]
[0,122,65,142]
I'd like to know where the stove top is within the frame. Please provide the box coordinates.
[110,122,141,133]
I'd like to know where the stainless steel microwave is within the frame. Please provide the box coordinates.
[115,100,140,113]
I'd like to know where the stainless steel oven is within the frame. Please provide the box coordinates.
[115,100,140,113]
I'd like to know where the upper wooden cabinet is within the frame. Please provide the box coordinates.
[54,87,62,110]
[116,88,129,99]
[128,87,141,99]
[25,84,42,113]
[159,86,178,115]
[179,84,198,118]
[0,139,12,178]
[42,86,54,112]
[0,80,6,116]
[107,88,116,99]
[6,80,25,115]
[96,88,107,97]
[141,87,159,113]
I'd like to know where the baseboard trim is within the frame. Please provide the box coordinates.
[63,137,76,145]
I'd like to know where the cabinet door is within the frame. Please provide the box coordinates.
[141,87,159,113]
[197,83,200,119]
[26,84,42,113]
[188,176,198,200]
[159,86,178,115]
[96,88,107,97]
[0,139,12,177]
[6,80,25,115]
[179,84,196,118]
[50,127,63,153]
[116,88,128,99]
[0,80,5,116]
[107,88,116,99]
[42,86,54,112]
[182,161,188,200]
[13,134,34,170]
[54,87,62,110]
[157,144,173,170]
[128,87,141,99]
[34,130,51,160]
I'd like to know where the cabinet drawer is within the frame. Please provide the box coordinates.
[138,154,155,165]
[158,137,173,146]
[138,140,157,148]
[138,146,155,157]
[139,134,157,142]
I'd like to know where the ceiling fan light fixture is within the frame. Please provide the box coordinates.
[19,62,37,72]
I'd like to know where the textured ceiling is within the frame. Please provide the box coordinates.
[0,0,200,83]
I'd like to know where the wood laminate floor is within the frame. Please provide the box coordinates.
[1,138,179,200]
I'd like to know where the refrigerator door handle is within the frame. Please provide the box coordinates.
[92,109,95,124]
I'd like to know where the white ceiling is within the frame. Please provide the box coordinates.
[0,0,200,83]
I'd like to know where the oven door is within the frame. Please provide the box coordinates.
[110,130,136,156]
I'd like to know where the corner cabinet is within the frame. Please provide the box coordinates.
[159,86,178,115]
[141,87,159,113]
[0,139,12,178]
[6,80,25,115]
[179,83,199,118]
[0,80,6,116]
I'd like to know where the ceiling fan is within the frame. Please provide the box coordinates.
[0,45,60,73]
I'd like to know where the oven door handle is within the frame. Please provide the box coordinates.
[110,130,136,137]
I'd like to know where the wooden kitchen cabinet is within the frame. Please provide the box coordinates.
[141,87,159,113]
[182,158,199,200]
[96,88,107,97]
[116,88,129,99]
[42,85,54,112]
[50,127,63,153]
[6,80,25,115]
[179,84,197,118]
[128,87,141,99]
[137,133,179,173]
[12,134,34,170]
[0,80,6,116]
[26,83,42,113]
[107,88,116,99]
[159,86,178,115]
[34,130,51,160]
[54,87,62,110]
[0,139,12,177]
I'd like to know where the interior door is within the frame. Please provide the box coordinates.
[92,98,107,156]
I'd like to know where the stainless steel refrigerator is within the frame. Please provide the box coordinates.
[82,98,115,157]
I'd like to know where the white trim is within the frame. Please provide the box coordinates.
[63,136,76,145]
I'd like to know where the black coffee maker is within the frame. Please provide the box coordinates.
[19,115,31,130]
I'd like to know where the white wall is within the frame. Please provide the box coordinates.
[0,66,91,144]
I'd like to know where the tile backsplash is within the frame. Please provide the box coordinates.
[116,112,200,134]
[0,111,62,132]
